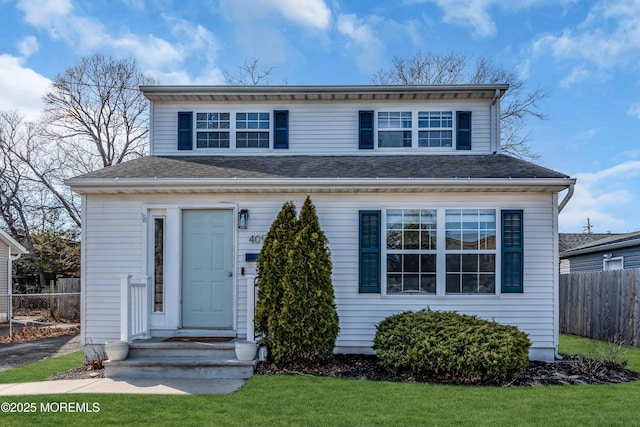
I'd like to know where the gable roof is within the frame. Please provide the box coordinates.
[559,233,622,253]
[0,229,28,254]
[560,231,640,257]
[66,154,573,194]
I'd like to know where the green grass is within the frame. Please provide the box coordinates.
[0,337,639,426]
[0,350,83,384]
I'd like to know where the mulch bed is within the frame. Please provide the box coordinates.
[255,353,640,386]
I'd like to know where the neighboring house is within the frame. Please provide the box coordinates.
[66,85,575,363]
[0,229,28,322]
[560,231,640,273]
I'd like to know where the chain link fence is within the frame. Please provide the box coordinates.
[1,279,80,333]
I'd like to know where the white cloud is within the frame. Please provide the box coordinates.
[266,0,331,30]
[534,0,640,73]
[431,0,497,37]
[17,0,73,37]
[575,128,598,140]
[337,14,385,73]
[560,161,640,232]
[0,54,50,120]
[559,66,593,87]
[628,103,640,119]
[16,35,39,57]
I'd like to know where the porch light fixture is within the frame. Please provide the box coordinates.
[238,209,249,229]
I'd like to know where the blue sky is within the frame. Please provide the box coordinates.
[1,0,639,233]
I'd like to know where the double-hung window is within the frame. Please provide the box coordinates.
[196,113,230,148]
[418,112,453,147]
[378,112,412,147]
[445,209,496,294]
[236,112,270,148]
[385,209,437,294]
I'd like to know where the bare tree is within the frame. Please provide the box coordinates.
[372,51,549,160]
[224,57,277,85]
[43,53,156,170]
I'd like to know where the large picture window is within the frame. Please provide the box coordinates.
[385,209,437,294]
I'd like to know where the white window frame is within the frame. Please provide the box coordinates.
[150,213,166,313]
[377,111,412,148]
[375,111,457,150]
[603,255,624,271]
[418,111,453,148]
[194,111,272,150]
[381,207,500,297]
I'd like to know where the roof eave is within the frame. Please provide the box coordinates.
[67,177,575,194]
[560,237,640,258]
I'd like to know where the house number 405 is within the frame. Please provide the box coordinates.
[249,235,267,244]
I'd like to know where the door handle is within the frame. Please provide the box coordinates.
[228,272,233,277]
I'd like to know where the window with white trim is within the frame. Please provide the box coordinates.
[418,111,453,147]
[445,209,496,294]
[378,112,412,147]
[153,216,165,312]
[196,113,230,148]
[236,112,270,148]
[385,209,437,294]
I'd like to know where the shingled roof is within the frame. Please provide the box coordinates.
[74,154,569,180]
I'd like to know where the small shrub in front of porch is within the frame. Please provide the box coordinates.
[373,309,531,384]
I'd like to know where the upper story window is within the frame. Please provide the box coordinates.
[378,112,412,147]
[236,113,270,148]
[418,112,453,147]
[370,111,462,149]
[196,113,230,148]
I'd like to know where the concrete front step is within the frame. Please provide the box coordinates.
[105,356,256,380]
[104,338,257,380]
[127,340,236,359]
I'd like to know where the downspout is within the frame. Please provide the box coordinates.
[490,88,501,154]
[558,183,574,213]
[555,182,574,360]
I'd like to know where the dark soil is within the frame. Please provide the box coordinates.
[255,353,640,386]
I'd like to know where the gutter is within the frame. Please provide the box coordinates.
[558,183,574,213]
[66,176,576,194]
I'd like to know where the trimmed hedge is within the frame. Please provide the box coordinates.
[373,309,531,384]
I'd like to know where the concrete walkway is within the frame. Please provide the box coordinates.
[0,378,246,395]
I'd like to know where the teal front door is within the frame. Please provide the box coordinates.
[181,210,234,329]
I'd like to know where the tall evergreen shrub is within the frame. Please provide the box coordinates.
[255,201,298,345]
[274,196,339,365]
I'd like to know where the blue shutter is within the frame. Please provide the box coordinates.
[502,210,524,293]
[359,210,381,293]
[359,111,374,149]
[456,111,471,150]
[274,110,289,149]
[178,112,193,150]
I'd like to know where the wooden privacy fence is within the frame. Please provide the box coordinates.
[559,269,640,347]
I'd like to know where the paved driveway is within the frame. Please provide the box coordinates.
[0,329,81,372]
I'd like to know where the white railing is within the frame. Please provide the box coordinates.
[119,274,150,342]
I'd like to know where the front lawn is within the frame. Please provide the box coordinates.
[1,336,639,426]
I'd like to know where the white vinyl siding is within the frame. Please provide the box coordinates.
[149,99,492,156]
[82,191,558,361]
[0,243,8,295]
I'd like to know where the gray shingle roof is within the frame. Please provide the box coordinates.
[74,154,570,180]
[558,233,620,253]
[560,231,640,257]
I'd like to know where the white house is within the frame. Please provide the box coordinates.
[67,85,575,363]
[0,229,28,322]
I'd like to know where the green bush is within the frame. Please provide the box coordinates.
[373,309,531,384]
[255,200,298,347]
[257,196,339,366]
